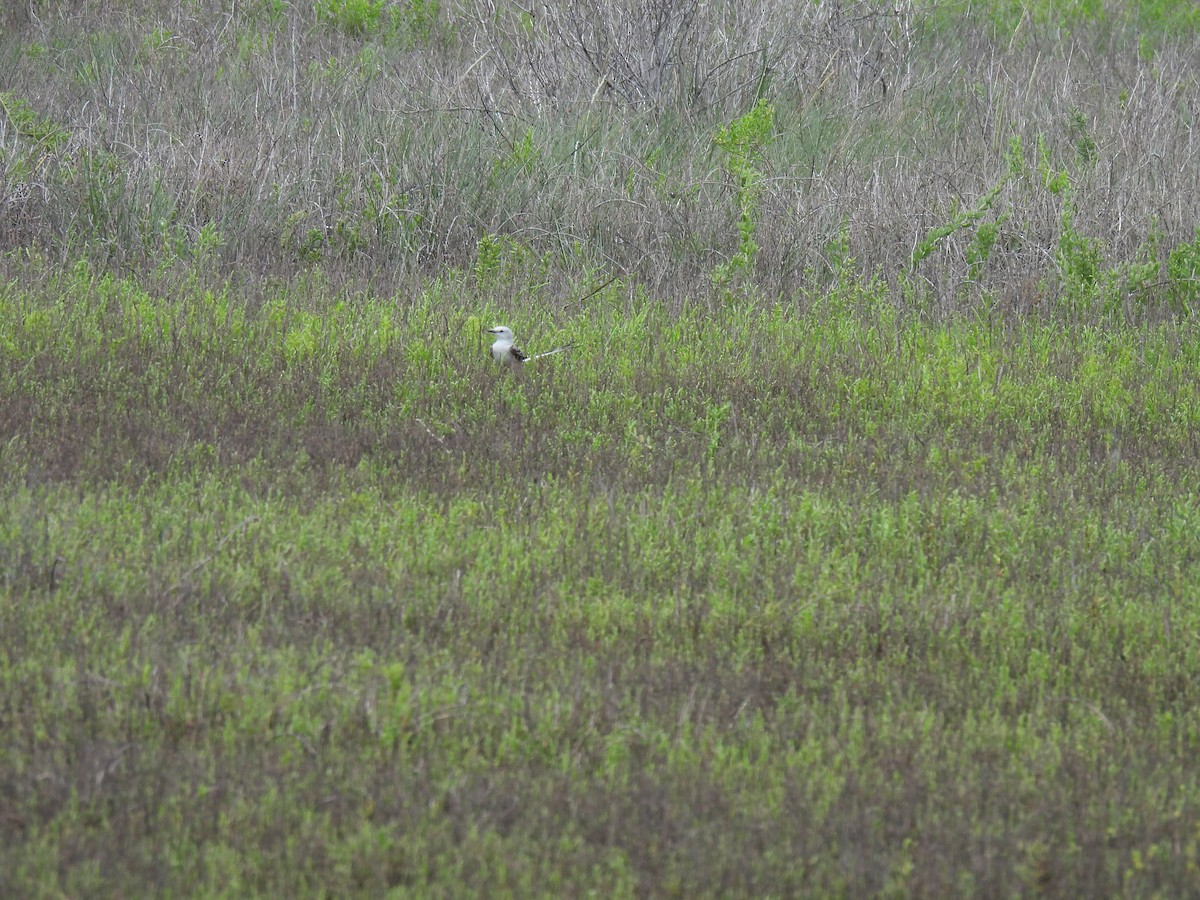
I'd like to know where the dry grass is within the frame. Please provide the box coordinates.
[3,0,1197,306]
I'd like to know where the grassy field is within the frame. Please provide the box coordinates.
[4,0,1200,896]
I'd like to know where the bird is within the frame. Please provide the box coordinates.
[486,325,571,367]
[486,325,528,366]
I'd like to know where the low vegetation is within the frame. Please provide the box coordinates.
[2,0,1200,895]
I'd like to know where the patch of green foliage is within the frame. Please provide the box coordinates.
[1167,226,1200,314]
[962,0,1200,46]
[316,0,387,36]
[908,176,1007,274]
[315,0,440,43]
[4,251,1200,894]
[0,90,70,181]
[900,128,1200,317]
[712,100,774,290]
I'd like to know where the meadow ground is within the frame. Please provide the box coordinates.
[3,1,1200,895]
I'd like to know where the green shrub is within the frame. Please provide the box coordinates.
[712,100,775,290]
[316,0,385,35]
[1167,227,1200,313]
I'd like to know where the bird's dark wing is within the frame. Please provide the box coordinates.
[511,345,529,362]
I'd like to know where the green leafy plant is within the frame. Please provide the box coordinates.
[908,177,1007,273]
[1167,226,1200,313]
[494,126,539,176]
[316,0,385,35]
[1036,132,1070,195]
[400,0,440,43]
[712,99,775,289]
[1056,198,1103,301]
[0,91,70,180]
[474,232,504,284]
[1068,107,1098,167]
[966,214,1010,281]
[471,233,546,292]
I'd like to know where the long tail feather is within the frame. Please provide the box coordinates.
[526,344,573,362]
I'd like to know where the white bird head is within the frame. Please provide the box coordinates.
[486,325,514,341]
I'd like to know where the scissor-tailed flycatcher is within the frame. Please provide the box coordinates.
[486,325,571,367]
